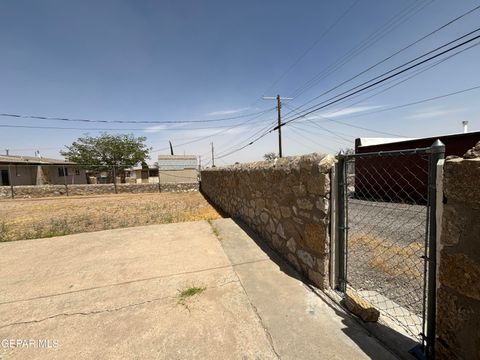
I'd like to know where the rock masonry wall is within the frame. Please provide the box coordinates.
[0,183,199,199]
[436,141,480,359]
[201,153,335,288]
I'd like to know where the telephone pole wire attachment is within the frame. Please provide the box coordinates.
[262,95,293,158]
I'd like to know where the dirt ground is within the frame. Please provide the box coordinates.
[346,198,426,338]
[0,192,222,242]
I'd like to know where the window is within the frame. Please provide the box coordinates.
[58,167,69,177]
[75,169,80,176]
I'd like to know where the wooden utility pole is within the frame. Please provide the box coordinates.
[276,95,282,158]
[262,95,293,158]
[211,142,215,167]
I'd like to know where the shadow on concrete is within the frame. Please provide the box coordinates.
[231,217,419,360]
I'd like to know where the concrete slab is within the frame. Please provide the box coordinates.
[212,218,400,360]
[0,218,402,359]
[0,221,277,359]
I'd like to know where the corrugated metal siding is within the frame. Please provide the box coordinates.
[157,158,197,170]
[354,131,480,204]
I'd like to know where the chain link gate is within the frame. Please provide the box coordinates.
[336,140,444,359]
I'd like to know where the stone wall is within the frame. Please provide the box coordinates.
[201,154,335,288]
[436,142,480,359]
[0,182,199,199]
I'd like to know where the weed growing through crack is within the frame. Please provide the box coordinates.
[177,286,206,310]
[207,220,220,239]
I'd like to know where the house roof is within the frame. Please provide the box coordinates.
[356,138,416,147]
[0,154,75,165]
[357,131,480,148]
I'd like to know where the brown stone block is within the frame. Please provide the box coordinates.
[436,286,480,360]
[308,269,325,289]
[344,288,379,322]
[439,252,480,301]
[304,223,327,254]
[444,158,480,205]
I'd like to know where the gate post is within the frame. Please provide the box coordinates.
[425,139,445,359]
[336,151,347,292]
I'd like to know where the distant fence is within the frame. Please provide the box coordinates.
[0,163,198,199]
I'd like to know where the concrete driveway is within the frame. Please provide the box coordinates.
[0,219,397,359]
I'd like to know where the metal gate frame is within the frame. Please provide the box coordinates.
[335,140,445,359]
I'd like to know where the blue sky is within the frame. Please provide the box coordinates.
[1,0,479,164]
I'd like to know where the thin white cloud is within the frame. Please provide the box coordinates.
[207,107,250,116]
[407,108,463,119]
[144,125,168,133]
[318,105,383,118]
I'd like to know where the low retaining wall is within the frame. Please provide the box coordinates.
[201,154,335,288]
[436,142,480,359]
[160,183,199,192]
[0,182,199,199]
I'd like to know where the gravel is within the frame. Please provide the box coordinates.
[346,198,428,336]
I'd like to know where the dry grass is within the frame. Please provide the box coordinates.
[349,234,423,279]
[0,192,222,242]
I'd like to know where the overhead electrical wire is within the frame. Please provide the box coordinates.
[283,3,480,119]
[335,84,480,119]
[214,119,278,158]
[0,107,276,125]
[150,107,277,153]
[298,41,480,128]
[259,0,360,95]
[283,104,356,142]
[289,0,434,99]
[280,30,480,127]
[0,121,270,132]
[216,30,480,159]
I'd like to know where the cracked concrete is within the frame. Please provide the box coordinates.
[0,219,397,359]
[0,221,276,359]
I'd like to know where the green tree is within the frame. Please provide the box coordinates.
[263,152,278,162]
[61,133,151,170]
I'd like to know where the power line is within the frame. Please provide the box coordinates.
[260,0,360,94]
[215,31,480,160]
[286,125,346,152]
[0,107,275,124]
[288,123,351,146]
[336,84,480,119]
[284,24,480,121]
[283,103,356,141]
[295,42,480,128]
[289,0,434,99]
[0,122,270,132]
[280,30,480,127]
[284,3,480,117]
[0,108,277,133]
[214,119,277,158]
[150,108,277,153]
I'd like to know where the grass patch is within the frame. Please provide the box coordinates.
[177,286,206,309]
[350,234,423,279]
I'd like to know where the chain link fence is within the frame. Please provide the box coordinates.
[346,152,429,339]
[337,142,444,357]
